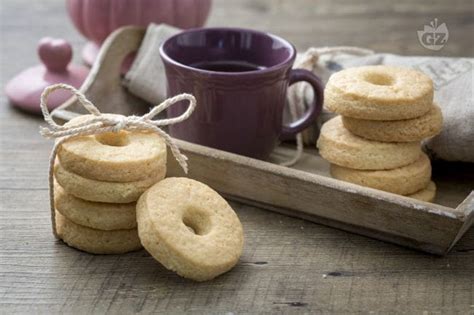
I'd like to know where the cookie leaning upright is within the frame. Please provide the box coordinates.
[137,177,244,282]
[325,65,434,120]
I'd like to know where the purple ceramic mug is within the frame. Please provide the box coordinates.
[160,27,323,159]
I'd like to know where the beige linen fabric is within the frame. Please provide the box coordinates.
[124,24,180,104]
[290,51,473,162]
[123,24,473,162]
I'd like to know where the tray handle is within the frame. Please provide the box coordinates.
[52,26,147,121]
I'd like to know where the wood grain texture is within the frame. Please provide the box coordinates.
[54,24,473,256]
[1,0,474,314]
[167,140,473,255]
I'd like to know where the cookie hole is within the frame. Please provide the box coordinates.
[95,131,130,147]
[182,208,211,236]
[364,72,394,86]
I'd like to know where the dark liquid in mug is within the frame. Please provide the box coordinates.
[190,60,266,72]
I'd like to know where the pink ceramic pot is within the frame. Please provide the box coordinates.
[66,0,212,65]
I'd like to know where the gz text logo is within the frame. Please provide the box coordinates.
[417,18,449,51]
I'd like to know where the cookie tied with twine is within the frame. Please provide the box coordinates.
[39,83,196,237]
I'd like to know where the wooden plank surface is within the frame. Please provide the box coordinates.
[1,0,474,314]
[167,140,473,255]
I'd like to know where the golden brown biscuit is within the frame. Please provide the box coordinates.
[317,116,422,170]
[137,177,244,282]
[330,153,432,195]
[54,160,166,203]
[325,66,433,120]
[58,114,166,182]
[55,211,142,254]
[406,181,436,202]
[54,182,136,230]
[342,103,443,142]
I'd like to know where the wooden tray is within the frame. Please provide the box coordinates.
[53,26,473,255]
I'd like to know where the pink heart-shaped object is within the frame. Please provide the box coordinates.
[38,37,73,72]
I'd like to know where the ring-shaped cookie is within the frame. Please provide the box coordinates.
[55,183,136,230]
[54,161,166,203]
[317,116,421,170]
[137,177,244,282]
[58,114,167,182]
[330,153,431,195]
[325,66,433,120]
[407,181,436,202]
[342,103,443,142]
[55,211,142,254]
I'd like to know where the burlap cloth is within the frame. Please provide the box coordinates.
[124,24,473,163]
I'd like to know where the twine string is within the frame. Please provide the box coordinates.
[40,83,196,172]
[39,83,196,235]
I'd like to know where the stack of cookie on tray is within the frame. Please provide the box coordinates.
[318,65,443,202]
[53,114,167,254]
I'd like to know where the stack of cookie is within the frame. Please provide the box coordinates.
[53,115,167,254]
[318,65,443,202]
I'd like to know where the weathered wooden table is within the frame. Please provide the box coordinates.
[1,0,473,313]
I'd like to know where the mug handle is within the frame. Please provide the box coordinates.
[281,69,324,137]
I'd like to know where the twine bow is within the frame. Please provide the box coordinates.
[39,83,196,235]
